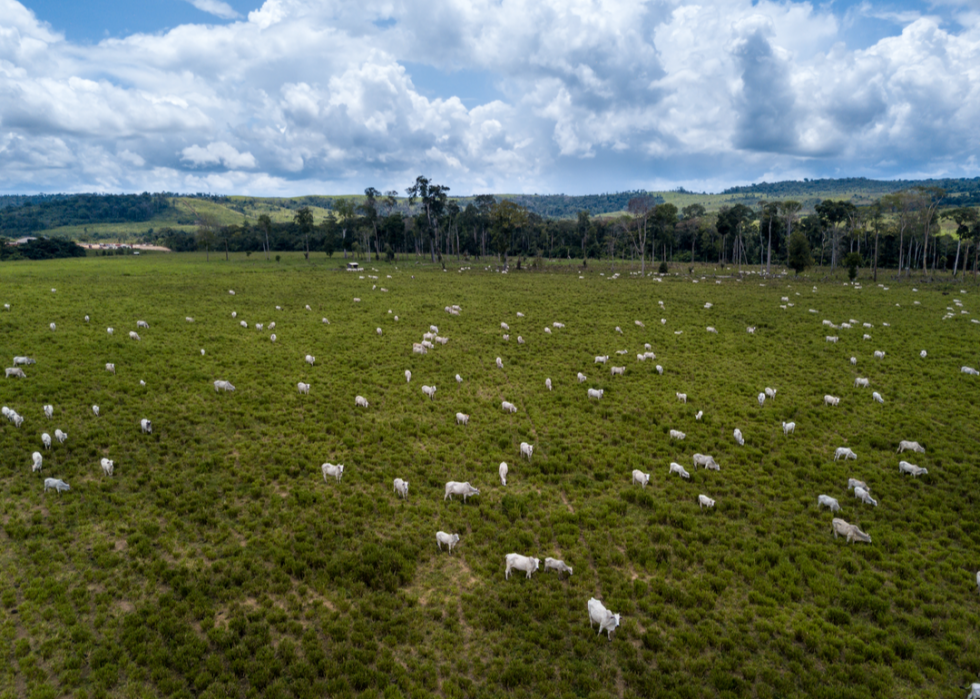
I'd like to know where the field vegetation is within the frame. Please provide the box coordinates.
[0,254,978,699]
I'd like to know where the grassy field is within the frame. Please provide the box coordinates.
[0,254,978,699]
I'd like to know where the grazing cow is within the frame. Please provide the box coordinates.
[733,428,744,446]
[747,326,756,334]
[577,372,587,383]
[961,366,980,375]
[393,478,409,498]
[92,405,100,416]
[553,322,565,329]
[444,481,480,502]
[863,334,871,340]
[757,392,766,407]
[501,322,510,331]
[610,366,625,376]
[501,334,509,341]
[101,458,114,477]
[44,478,70,494]
[106,363,115,374]
[49,323,56,331]
[967,683,980,699]
[456,374,463,383]
[669,462,691,479]
[436,531,460,553]
[782,421,796,435]
[834,447,857,461]
[32,452,42,472]
[898,440,925,453]
[5,367,26,378]
[544,327,552,334]
[632,469,650,487]
[588,598,621,640]
[544,558,572,578]
[129,331,141,341]
[587,388,603,400]
[255,323,264,330]
[656,365,663,375]
[84,315,89,322]
[698,494,715,509]
[377,328,383,336]
[676,392,687,403]
[231,312,237,318]
[421,340,434,349]
[850,357,857,365]
[13,356,35,365]
[240,320,248,328]
[824,395,840,406]
[874,350,885,359]
[693,454,719,471]
[321,463,344,481]
[54,429,67,444]
[405,370,412,383]
[305,355,316,366]
[421,385,437,400]
[669,429,686,440]
[186,317,194,323]
[855,377,869,388]
[270,334,277,342]
[545,378,552,391]
[832,518,871,543]
[456,412,469,425]
[496,357,503,369]
[706,327,717,334]
[872,392,884,403]
[499,462,508,486]
[268,322,275,330]
[826,336,838,343]
[520,442,533,460]
[297,382,310,395]
[505,553,540,580]
[920,350,927,358]
[214,380,235,392]
[107,327,114,335]
[899,461,928,477]
[615,326,623,334]
[43,404,53,418]
[141,418,152,434]
[854,486,877,506]
[355,395,369,408]
[818,495,841,512]
[695,410,703,420]
[594,355,609,364]
[501,401,518,413]
[429,325,439,333]
[847,478,868,492]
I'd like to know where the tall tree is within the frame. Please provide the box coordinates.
[865,201,884,282]
[787,231,812,276]
[257,214,272,260]
[333,197,357,259]
[941,207,978,277]
[294,206,314,260]
[474,194,495,258]
[576,210,592,265]
[758,201,780,276]
[490,200,529,266]
[716,204,752,269]
[650,203,679,264]
[911,186,945,278]
[405,176,450,262]
[359,188,381,259]
[627,195,655,274]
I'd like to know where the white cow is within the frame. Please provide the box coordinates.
[874,350,885,359]
[496,357,503,369]
[669,429,686,440]
[297,382,310,395]
[757,392,765,406]
[214,380,235,392]
[587,388,603,400]
[669,462,691,479]
[961,366,980,376]
[545,378,552,391]
[832,518,871,543]
[41,433,52,450]
[49,323,56,331]
[920,350,927,359]
[44,478,70,494]
[872,392,884,404]
[553,322,565,329]
[13,356,35,365]
[456,412,469,425]
[577,372,587,383]
[544,558,573,578]
[355,395,369,408]
[405,370,412,383]
[588,598,621,640]
[847,478,868,491]
[698,494,715,509]
[377,328,383,336]
[43,404,53,418]
[632,469,650,487]
[305,355,316,366]
[850,357,857,365]
[824,395,840,406]
[782,421,796,435]
[656,365,663,375]
[501,322,510,331]
[321,463,344,481]
[826,336,838,343]
[32,451,42,472]
[595,355,609,364]
[456,374,463,383]
[505,553,540,580]
[610,366,625,376]
[695,411,703,421]
[421,385,437,400]
[5,367,26,378]
[899,461,928,477]
[240,320,248,328]
[544,327,552,334]
[141,418,152,434]
[854,486,877,506]
[818,495,841,512]
[854,377,869,388]
[436,531,460,553]
[520,442,533,460]
[834,447,857,461]
[690,454,714,471]
[129,331,141,341]
[54,429,67,444]
[499,462,508,486]
[966,683,980,699]
[393,478,409,498]
[92,405,100,416]
[444,481,480,502]
[107,327,114,335]
[676,392,687,403]
[501,401,518,413]
[765,387,777,401]
[106,363,115,374]
[101,458,114,477]
[898,440,925,453]
[733,428,744,446]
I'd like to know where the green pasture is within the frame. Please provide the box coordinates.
[0,254,978,699]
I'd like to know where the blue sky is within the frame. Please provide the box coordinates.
[2,0,978,196]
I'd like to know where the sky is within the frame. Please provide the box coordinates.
[1,0,978,196]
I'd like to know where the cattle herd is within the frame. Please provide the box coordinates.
[4,273,979,654]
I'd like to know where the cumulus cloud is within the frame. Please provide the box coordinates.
[0,0,977,195]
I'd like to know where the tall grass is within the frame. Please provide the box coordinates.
[0,253,977,699]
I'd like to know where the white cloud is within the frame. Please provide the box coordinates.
[0,0,977,195]
[186,0,240,20]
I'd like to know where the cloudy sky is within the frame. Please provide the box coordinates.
[1,0,978,196]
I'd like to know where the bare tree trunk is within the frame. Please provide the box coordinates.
[873,231,880,282]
